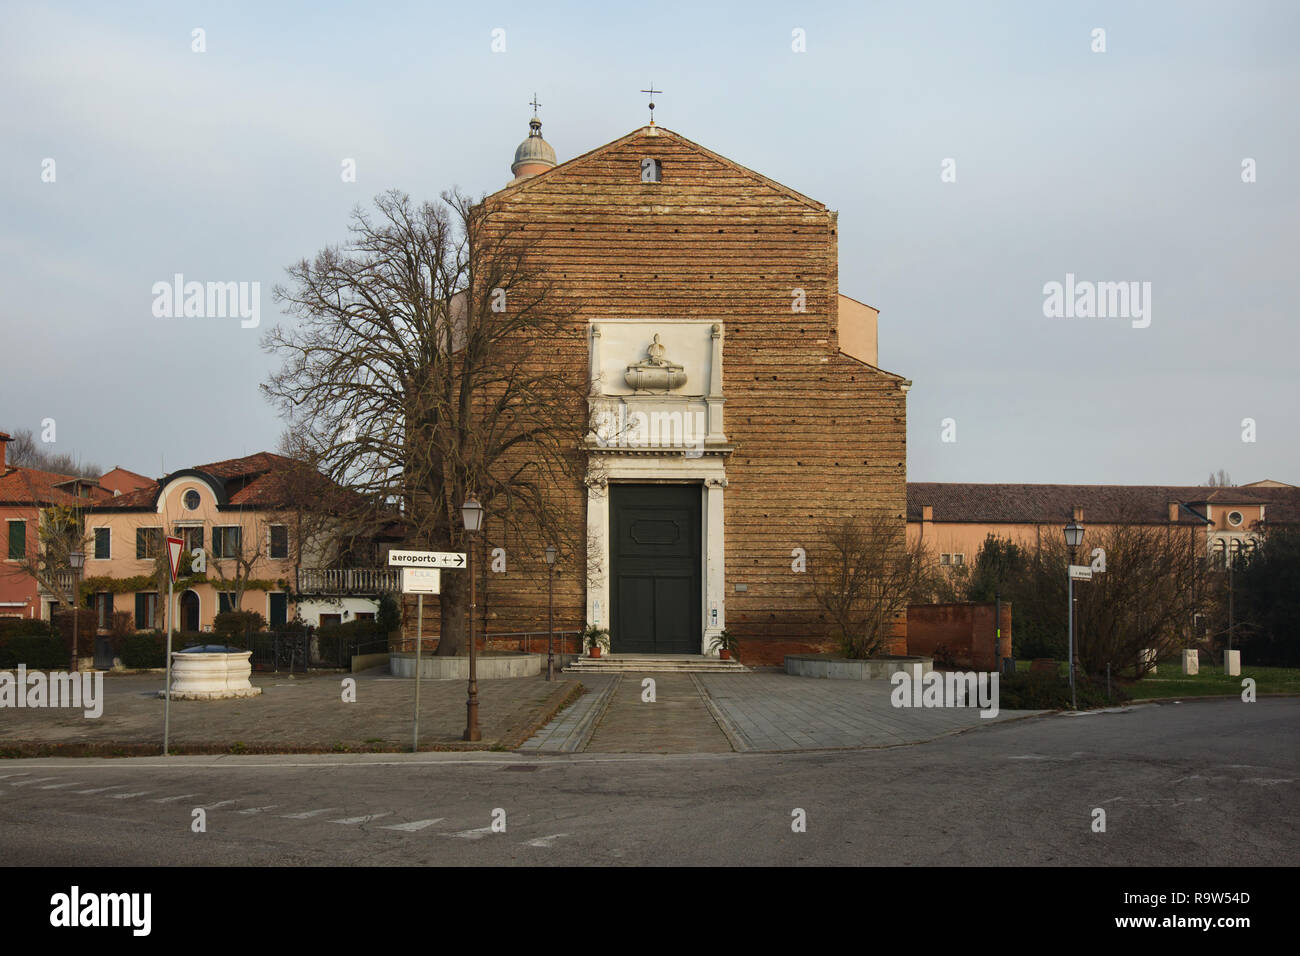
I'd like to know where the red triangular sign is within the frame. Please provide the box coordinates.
[166,536,184,582]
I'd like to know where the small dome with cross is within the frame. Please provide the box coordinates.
[510,114,557,183]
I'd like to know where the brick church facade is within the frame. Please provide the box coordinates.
[426,115,911,664]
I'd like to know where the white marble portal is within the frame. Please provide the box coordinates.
[585,320,730,655]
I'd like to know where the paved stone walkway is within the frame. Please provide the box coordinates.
[523,671,1042,753]
[582,673,733,753]
[517,674,616,753]
[699,672,1033,751]
[0,670,578,754]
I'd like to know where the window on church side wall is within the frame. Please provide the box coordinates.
[640,157,662,183]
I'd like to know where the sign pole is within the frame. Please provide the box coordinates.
[413,592,423,753]
[163,535,183,756]
[392,557,448,752]
[1067,574,1076,710]
[165,574,173,755]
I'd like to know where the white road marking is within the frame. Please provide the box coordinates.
[237,806,279,814]
[444,826,494,840]
[329,812,392,825]
[198,800,237,810]
[281,808,341,819]
[522,833,568,848]
[151,794,199,803]
[379,818,445,832]
[73,785,127,795]
[109,792,152,799]
[10,777,61,787]
[1243,778,1293,786]
[0,773,33,780]
[39,782,84,789]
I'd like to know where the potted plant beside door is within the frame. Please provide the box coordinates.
[582,624,610,658]
[710,629,738,661]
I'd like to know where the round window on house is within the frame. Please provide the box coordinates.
[1227,510,1243,527]
[183,489,201,511]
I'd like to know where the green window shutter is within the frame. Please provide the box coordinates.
[7,521,25,560]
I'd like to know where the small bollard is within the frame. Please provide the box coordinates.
[1224,649,1241,676]
[1182,649,1198,675]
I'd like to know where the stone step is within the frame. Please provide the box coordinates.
[563,657,749,674]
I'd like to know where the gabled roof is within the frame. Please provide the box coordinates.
[99,466,154,495]
[0,465,112,507]
[485,125,829,212]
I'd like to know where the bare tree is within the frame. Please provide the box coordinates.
[1204,469,1234,487]
[15,501,90,607]
[271,430,376,598]
[1039,518,1211,678]
[809,514,927,659]
[5,427,101,478]
[262,189,589,655]
[205,511,271,616]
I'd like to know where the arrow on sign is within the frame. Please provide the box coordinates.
[166,536,184,583]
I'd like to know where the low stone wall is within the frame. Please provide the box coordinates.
[735,632,908,668]
[389,651,540,680]
[351,652,390,673]
[785,654,933,680]
[906,602,1011,670]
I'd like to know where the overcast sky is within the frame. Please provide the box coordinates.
[2,1,1296,485]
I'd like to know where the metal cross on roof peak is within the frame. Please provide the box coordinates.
[529,93,542,117]
[640,83,661,124]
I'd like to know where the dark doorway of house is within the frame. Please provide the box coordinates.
[609,483,701,654]
[180,590,200,632]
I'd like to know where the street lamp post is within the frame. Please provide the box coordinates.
[68,550,85,672]
[1063,519,1085,710]
[544,544,557,682]
[462,494,484,742]
[1227,539,1242,653]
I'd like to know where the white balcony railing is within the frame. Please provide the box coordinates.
[295,568,400,596]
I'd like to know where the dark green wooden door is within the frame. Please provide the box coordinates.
[610,484,701,654]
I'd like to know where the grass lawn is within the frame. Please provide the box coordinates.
[1011,658,1300,699]
[1129,664,1300,699]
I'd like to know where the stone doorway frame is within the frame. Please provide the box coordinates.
[586,454,726,655]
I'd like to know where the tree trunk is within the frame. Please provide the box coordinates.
[435,566,469,656]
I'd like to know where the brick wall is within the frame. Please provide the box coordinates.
[906,602,1012,670]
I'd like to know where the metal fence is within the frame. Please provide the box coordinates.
[180,630,386,673]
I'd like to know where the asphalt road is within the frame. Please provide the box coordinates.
[3,698,1296,866]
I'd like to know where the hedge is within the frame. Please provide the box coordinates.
[997,671,1129,710]
[120,632,167,669]
[0,635,69,669]
[0,618,55,641]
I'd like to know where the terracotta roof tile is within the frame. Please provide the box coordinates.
[0,465,109,506]
[907,482,1292,525]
